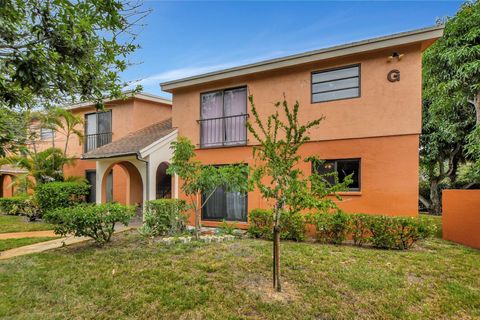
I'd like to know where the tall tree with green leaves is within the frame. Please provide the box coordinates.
[421,1,480,213]
[0,0,148,110]
[167,137,250,239]
[247,96,351,292]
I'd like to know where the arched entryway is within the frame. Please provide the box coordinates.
[101,161,144,207]
[155,162,172,199]
[0,174,15,198]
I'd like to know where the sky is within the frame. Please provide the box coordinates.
[122,1,463,99]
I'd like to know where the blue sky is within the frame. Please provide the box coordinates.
[123,1,463,98]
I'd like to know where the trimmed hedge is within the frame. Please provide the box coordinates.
[0,196,41,221]
[44,203,135,245]
[0,196,29,215]
[248,209,306,241]
[139,199,189,237]
[309,212,435,250]
[35,182,90,214]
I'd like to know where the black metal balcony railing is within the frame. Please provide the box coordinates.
[198,114,248,148]
[84,132,112,152]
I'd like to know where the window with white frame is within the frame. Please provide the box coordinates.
[311,65,360,103]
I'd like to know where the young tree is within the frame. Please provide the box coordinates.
[1,0,148,110]
[247,96,351,291]
[421,1,480,212]
[167,137,249,239]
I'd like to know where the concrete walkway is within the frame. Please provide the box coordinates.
[0,226,135,260]
[0,230,57,239]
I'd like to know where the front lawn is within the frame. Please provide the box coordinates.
[0,232,478,319]
[0,215,54,234]
[0,237,59,252]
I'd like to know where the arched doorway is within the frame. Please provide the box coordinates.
[0,174,15,198]
[101,161,143,207]
[156,162,172,199]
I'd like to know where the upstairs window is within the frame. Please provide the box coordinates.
[311,65,360,103]
[313,158,361,191]
[199,87,247,148]
[40,127,54,140]
[84,110,112,152]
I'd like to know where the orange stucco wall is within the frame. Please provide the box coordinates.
[172,44,422,145]
[172,43,425,226]
[442,190,480,249]
[178,134,419,228]
[0,175,15,198]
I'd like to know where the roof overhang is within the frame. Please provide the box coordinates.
[81,129,178,160]
[161,25,443,92]
[68,92,172,111]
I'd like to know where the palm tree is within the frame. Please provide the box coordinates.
[42,108,84,155]
[0,148,74,185]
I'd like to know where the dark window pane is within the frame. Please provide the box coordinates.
[337,159,360,190]
[315,160,336,186]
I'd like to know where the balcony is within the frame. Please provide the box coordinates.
[198,114,248,148]
[84,132,112,152]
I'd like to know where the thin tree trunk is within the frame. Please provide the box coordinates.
[195,194,200,239]
[429,179,441,215]
[475,92,480,125]
[273,225,281,292]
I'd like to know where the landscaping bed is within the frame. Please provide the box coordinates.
[0,231,478,319]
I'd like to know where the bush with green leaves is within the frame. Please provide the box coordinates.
[0,196,41,221]
[0,196,29,215]
[44,203,135,245]
[308,210,350,245]
[248,209,306,241]
[35,181,90,214]
[139,199,189,237]
[308,212,435,250]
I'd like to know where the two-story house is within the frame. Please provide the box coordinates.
[160,26,443,228]
[0,92,175,208]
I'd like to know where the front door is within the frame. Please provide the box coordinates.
[86,170,96,203]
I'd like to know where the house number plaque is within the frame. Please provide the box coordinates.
[387,69,400,82]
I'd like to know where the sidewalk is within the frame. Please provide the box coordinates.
[0,226,135,260]
[0,230,57,240]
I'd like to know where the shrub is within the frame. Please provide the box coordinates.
[139,199,188,237]
[35,182,90,214]
[248,209,306,241]
[218,220,237,235]
[0,196,29,215]
[309,211,350,244]
[349,214,370,246]
[44,203,135,245]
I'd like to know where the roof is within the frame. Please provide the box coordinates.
[161,25,443,92]
[68,92,172,111]
[0,165,27,174]
[81,118,176,159]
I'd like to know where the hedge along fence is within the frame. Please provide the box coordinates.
[248,210,436,250]
[35,181,90,215]
[139,199,189,237]
[0,196,29,215]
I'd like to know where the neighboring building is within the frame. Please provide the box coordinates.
[161,26,443,228]
[0,92,174,208]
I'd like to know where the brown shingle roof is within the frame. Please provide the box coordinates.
[82,118,175,159]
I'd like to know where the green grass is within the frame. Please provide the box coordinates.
[0,215,54,234]
[0,237,59,252]
[0,232,479,319]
